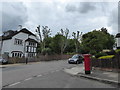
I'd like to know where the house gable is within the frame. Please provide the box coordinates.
[2,28,36,40]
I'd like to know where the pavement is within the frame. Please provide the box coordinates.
[0,62,40,68]
[64,64,119,87]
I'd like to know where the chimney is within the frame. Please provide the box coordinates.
[18,25,22,30]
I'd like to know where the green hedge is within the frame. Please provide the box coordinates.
[95,52,108,58]
[98,55,115,59]
[115,49,120,53]
[66,52,77,55]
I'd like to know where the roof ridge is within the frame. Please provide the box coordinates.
[2,28,36,40]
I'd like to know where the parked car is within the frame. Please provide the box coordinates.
[0,58,8,64]
[68,54,84,64]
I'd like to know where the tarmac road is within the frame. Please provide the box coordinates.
[2,60,77,87]
[2,60,116,88]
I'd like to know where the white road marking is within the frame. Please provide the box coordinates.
[37,75,42,77]
[24,78,32,81]
[9,82,21,87]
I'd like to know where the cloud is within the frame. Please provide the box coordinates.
[65,2,118,35]
[107,2,118,34]
[1,1,118,36]
[79,2,96,13]
[0,3,2,35]
[65,2,96,14]
[65,4,77,12]
[2,2,27,31]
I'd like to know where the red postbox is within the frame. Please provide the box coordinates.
[83,54,91,74]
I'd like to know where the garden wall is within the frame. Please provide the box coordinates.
[91,52,120,69]
[8,54,73,64]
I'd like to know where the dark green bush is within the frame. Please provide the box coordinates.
[105,50,116,55]
[115,49,120,53]
[41,48,52,55]
[95,52,108,58]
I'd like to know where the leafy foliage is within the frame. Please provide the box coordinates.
[95,52,108,58]
[41,48,52,55]
[36,26,115,55]
[115,49,120,53]
[81,28,115,55]
[98,55,115,59]
[72,31,82,53]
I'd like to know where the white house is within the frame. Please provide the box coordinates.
[1,28,38,58]
[0,36,2,56]
[116,29,120,49]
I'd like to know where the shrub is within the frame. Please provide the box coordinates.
[95,52,108,58]
[105,50,116,55]
[41,48,52,55]
[66,52,76,55]
[115,49,120,53]
[98,55,115,59]
[90,50,97,55]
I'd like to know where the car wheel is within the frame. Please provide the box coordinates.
[76,61,79,64]
[68,61,70,64]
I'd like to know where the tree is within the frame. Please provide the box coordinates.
[72,31,82,53]
[81,28,115,55]
[50,34,63,54]
[36,25,51,54]
[101,27,108,34]
[100,27,115,49]
[49,28,69,55]
[59,28,69,54]
[42,26,51,49]
[65,39,76,53]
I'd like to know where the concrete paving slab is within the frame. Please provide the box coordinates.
[64,66,119,86]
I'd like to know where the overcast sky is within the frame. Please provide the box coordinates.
[0,0,119,36]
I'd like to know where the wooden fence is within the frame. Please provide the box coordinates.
[8,54,73,64]
[91,52,120,69]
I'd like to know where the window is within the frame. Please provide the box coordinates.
[14,38,23,45]
[19,53,21,57]
[34,48,36,52]
[12,53,14,57]
[26,46,29,52]
[29,47,31,52]
[28,42,36,47]
[12,52,23,58]
[28,53,35,58]
[15,53,17,57]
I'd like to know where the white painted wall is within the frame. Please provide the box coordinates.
[116,28,120,48]
[11,32,28,56]
[1,32,38,57]
[0,40,1,55]
[117,38,120,48]
[2,39,12,56]
[29,35,38,41]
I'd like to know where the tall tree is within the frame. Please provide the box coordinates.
[50,34,62,54]
[42,26,51,48]
[36,25,51,53]
[59,28,69,54]
[65,39,76,53]
[81,29,115,55]
[72,31,82,53]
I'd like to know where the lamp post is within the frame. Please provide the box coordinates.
[25,34,30,64]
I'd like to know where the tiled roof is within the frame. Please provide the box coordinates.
[19,28,36,36]
[116,33,120,38]
[2,28,36,40]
